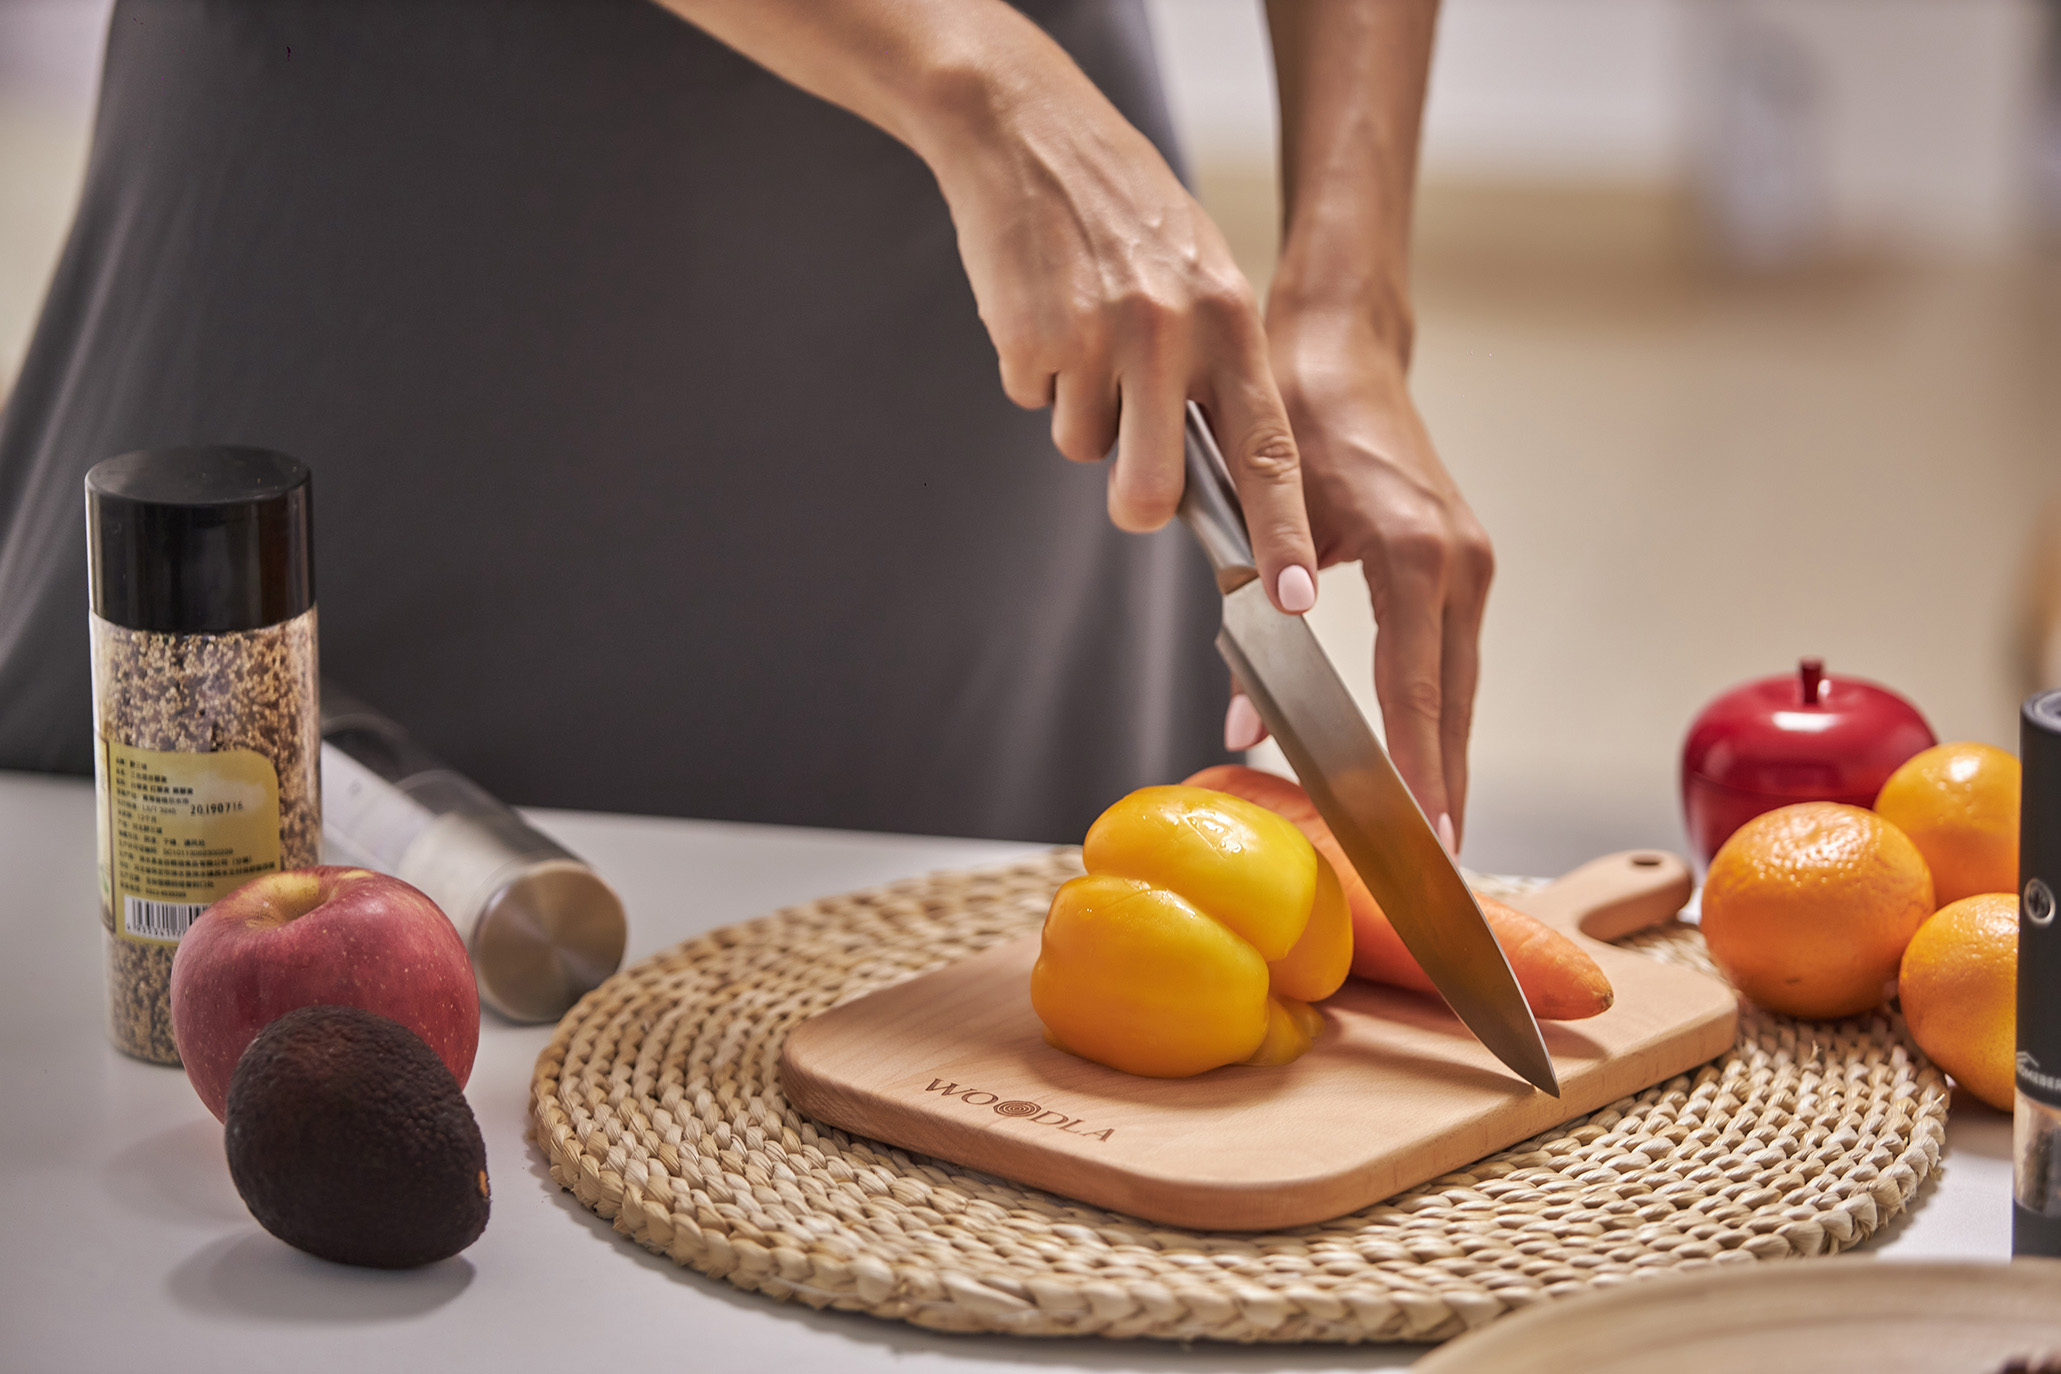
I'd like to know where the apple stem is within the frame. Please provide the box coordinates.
[1800,657,1825,706]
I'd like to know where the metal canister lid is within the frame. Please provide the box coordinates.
[86,447,314,633]
[472,861,628,1022]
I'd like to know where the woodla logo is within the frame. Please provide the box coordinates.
[921,1079,1115,1142]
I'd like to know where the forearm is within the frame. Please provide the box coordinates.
[648,0,1114,187]
[1265,0,1439,362]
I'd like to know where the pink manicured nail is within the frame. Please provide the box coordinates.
[1275,564,1317,614]
[1436,812,1458,856]
[1224,694,1265,751]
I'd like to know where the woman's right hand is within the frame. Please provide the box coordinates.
[917,81,1318,615]
[655,0,1316,613]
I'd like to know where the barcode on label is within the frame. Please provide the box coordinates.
[123,896,206,941]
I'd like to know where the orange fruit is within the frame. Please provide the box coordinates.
[1898,893,2017,1110]
[1873,741,2020,906]
[1701,801,1935,1019]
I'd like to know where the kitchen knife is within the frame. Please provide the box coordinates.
[1176,402,1560,1096]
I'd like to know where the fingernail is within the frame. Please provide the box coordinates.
[1225,694,1265,751]
[1275,564,1316,614]
[1437,812,1457,856]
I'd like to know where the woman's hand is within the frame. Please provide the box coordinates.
[1230,306,1492,853]
[1230,0,1483,848]
[651,0,1319,615]
[918,60,1318,614]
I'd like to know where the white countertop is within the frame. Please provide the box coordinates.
[0,770,2018,1373]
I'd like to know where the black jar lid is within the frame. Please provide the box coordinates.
[86,447,314,634]
[2032,688,2061,735]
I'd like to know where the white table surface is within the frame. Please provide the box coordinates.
[0,770,2017,1373]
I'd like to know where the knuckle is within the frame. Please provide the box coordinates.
[989,321,1029,359]
[1196,272,1259,324]
[1051,403,1115,465]
[1239,428,1301,484]
[1440,705,1476,745]
[1001,381,1046,414]
[1111,471,1183,530]
[1109,498,1175,534]
[1001,377,1048,411]
[1387,521,1451,578]
[1459,528,1496,587]
[1393,675,1445,722]
[1140,469,1187,514]
[1120,287,1185,334]
[1071,309,1114,358]
[984,311,1040,367]
[993,346,1052,410]
[1054,430,1112,465]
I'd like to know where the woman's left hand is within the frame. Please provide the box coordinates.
[1225,305,1493,854]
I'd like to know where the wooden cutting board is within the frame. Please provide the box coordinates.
[780,850,1738,1231]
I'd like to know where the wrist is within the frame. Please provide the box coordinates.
[894,41,1020,171]
[885,15,1090,203]
[1266,264,1416,371]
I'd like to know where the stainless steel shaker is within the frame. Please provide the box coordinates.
[319,683,626,1022]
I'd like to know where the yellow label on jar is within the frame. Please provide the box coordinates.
[98,740,282,945]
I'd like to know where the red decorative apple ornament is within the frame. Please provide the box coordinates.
[1681,658,1936,867]
[170,867,480,1121]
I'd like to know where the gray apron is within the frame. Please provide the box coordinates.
[0,0,1229,842]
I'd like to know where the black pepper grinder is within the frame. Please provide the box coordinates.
[2014,688,2061,1253]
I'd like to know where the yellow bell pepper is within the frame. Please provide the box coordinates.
[1030,785,1352,1077]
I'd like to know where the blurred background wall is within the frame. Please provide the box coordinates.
[3,0,2057,871]
[0,0,102,396]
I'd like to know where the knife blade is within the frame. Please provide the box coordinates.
[1175,403,1559,1096]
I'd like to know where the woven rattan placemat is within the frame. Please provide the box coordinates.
[529,850,1951,1344]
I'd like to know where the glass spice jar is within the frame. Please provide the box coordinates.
[86,447,319,1064]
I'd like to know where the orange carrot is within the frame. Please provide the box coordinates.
[1183,765,1613,1020]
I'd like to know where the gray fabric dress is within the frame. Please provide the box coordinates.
[0,0,1229,842]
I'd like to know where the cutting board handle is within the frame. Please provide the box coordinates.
[1513,850,1693,943]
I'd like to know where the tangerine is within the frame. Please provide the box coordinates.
[1898,892,2017,1110]
[1700,801,1934,1019]
[1873,741,2020,907]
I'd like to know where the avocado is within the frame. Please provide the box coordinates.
[224,1004,490,1268]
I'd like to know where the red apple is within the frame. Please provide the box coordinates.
[170,866,479,1121]
[1681,658,1935,868]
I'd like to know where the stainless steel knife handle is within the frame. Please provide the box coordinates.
[1175,402,1259,593]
